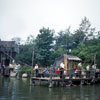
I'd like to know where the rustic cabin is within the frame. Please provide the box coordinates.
[52,54,82,71]
[0,40,18,76]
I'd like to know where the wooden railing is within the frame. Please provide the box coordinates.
[33,68,100,79]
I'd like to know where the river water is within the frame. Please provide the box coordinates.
[0,76,100,100]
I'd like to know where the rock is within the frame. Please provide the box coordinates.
[22,73,28,78]
[10,72,17,77]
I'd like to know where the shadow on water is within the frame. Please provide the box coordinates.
[0,76,100,100]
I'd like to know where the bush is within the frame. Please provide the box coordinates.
[19,65,34,77]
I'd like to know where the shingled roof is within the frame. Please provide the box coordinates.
[55,55,81,62]
[67,55,82,61]
[52,54,82,68]
[0,41,18,53]
[0,41,17,47]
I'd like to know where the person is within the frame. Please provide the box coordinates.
[78,62,82,68]
[74,69,79,78]
[60,62,65,78]
[9,63,13,72]
[92,64,97,70]
[92,64,97,77]
[14,63,21,72]
[86,65,90,71]
[42,68,49,77]
[77,62,82,77]
[86,65,90,78]
[56,68,60,75]
[34,64,39,77]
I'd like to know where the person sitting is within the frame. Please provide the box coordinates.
[42,68,49,77]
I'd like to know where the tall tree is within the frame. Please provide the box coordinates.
[15,35,36,66]
[55,27,73,54]
[35,27,54,66]
[72,17,96,47]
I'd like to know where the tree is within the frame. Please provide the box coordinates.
[25,35,35,45]
[15,35,36,66]
[35,27,54,66]
[72,39,100,67]
[55,27,73,54]
[72,17,96,47]
[73,30,86,45]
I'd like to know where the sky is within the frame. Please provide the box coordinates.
[0,0,100,41]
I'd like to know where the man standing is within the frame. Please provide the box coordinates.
[60,62,65,78]
[92,64,97,77]
[86,65,90,78]
[34,64,39,77]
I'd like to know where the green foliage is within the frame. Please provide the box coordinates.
[15,44,33,65]
[54,48,65,57]
[73,30,85,45]
[19,65,33,76]
[35,27,54,66]
[49,48,65,64]
[72,39,100,66]
[15,17,100,68]
[55,27,73,53]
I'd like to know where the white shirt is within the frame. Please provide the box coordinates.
[92,65,96,69]
[86,65,90,71]
[60,63,64,69]
[9,64,13,68]
[34,65,38,70]
[15,64,21,70]
[78,63,82,67]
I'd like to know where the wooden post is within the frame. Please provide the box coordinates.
[49,68,53,88]
[49,76,53,88]
[64,54,68,71]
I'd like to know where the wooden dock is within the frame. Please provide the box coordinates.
[31,76,100,87]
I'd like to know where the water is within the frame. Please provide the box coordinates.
[0,76,100,100]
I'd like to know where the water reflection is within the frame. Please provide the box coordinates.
[0,76,100,100]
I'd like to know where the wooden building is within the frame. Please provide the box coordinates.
[52,54,82,71]
[0,40,18,66]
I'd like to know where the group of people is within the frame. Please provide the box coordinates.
[9,63,21,72]
[56,61,65,78]
[34,64,49,77]
[33,62,100,79]
[85,64,99,78]
[0,61,21,76]
[56,62,100,79]
[72,63,99,78]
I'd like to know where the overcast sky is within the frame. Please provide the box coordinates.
[0,0,100,41]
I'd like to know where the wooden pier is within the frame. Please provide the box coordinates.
[31,76,100,88]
